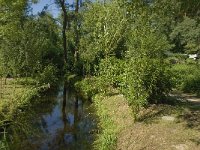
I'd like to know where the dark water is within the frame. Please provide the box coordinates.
[11,85,96,150]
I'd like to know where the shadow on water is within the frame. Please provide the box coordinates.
[10,82,97,150]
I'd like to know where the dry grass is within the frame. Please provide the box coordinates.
[117,122,200,150]
[100,94,134,128]
[0,78,27,118]
[117,103,200,150]
[0,78,24,100]
[94,92,200,150]
[0,78,46,119]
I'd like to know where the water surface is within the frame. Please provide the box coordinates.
[12,85,96,150]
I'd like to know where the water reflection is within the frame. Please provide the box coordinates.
[12,84,96,150]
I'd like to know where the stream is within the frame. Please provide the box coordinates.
[11,84,96,150]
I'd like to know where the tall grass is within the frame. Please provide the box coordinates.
[93,95,118,150]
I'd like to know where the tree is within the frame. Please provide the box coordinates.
[178,0,200,18]
[170,17,200,54]
[0,0,29,76]
[78,0,173,118]
[0,0,61,77]
[56,0,68,70]
[79,0,128,75]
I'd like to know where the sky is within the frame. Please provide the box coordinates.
[31,0,74,17]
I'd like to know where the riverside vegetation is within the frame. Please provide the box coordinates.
[0,0,200,150]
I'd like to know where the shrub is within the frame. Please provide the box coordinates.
[171,64,200,94]
[36,65,58,86]
[186,58,196,64]
[165,56,179,64]
[182,72,200,94]
[75,57,125,100]
[96,57,125,93]
[120,58,172,116]
[75,77,99,100]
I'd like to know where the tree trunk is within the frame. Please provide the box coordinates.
[59,0,68,67]
[74,0,80,69]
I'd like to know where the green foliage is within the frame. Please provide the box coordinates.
[75,77,99,100]
[165,56,179,64]
[78,0,174,117]
[93,95,120,150]
[185,58,197,64]
[120,10,172,113]
[0,5,62,77]
[1,0,200,149]
[96,57,125,92]
[182,73,200,94]
[170,17,200,54]
[171,64,200,94]
[94,97,117,150]
[79,0,128,74]
[14,78,37,85]
[0,126,9,150]
[36,65,58,86]
[66,74,79,86]
[0,79,50,150]
[93,94,134,150]
[164,53,188,64]
[178,0,200,18]
[75,58,125,100]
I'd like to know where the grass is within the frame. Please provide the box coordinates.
[92,90,200,150]
[0,78,49,119]
[0,78,50,150]
[117,102,200,150]
[93,94,134,150]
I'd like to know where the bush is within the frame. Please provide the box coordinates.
[75,57,125,100]
[94,56,172,118]
[36,65,58,86]
[186,58,196,64]
[96,57,125,93]
[171,64,200,94]
[121,58,172,111]
[182,72,200,94]
[75,77,99,100]
[165,56,179,64]
[173,53,188,60]
[164,53,188,65]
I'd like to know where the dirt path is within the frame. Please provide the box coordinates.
[116,93,200,150]
[170,91,200,105]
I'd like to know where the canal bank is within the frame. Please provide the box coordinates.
[0,78,50,150]
[92,94,134,150]
[2,76,133,150]
[1,80,97,150]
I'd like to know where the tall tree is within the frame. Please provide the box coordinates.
[74,0,79,66]
[170,16,200,54]
[178,0,200,18]
[0,0,29,76]
[57,0,68,69]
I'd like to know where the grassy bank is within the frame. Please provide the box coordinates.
[91,92,200,150]
[93,94,134,150]
[0,78,49,118]
[73,75,200,150]
[0,78,50,149]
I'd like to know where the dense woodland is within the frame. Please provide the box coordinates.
[0,0,200,149]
